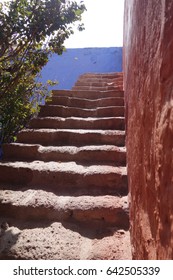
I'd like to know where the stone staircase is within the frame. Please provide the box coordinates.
[0,72,131,259]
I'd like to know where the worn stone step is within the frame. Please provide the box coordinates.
[0,190,129,227]
[52,89,124,99]
[48,96,124,107]
[29,117,125,130]
[78,73,123,79]
[2,143,126,165]
[75,78,123,91]
[39,105,124,118]
[76,77,123,84]
[17,129,125,146]
[74,80,120,86]
[0,162,127,195]
[72,85,116,91]
[0,219,131,259]
[79,73,122,79]
[78,72,123,78]
[74,81,121,88]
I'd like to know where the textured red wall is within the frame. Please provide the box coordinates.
[123,0,173,259]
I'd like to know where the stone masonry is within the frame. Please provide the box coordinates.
[0,72,131,259]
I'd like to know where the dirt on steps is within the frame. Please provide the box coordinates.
[0,72,131,259]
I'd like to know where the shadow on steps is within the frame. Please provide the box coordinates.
[0,221,21,259]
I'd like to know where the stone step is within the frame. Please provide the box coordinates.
[2,143,126,165]
[48,96,124,107]
[29,117,125,130]
[0,220,131,259]
[75,77,123,90]
[74,81,122,88]
[72,85,116,91]
[76,77,123,84]
[79,72,122,79]
[52,89,124,99]
[17,129,125,146]
[39,105,124,118]
[0,190,129,227]
[0,161,127,195]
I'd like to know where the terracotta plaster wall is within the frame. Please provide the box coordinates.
[123,0,173,259]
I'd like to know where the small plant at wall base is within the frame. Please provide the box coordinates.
[0,0,86,144]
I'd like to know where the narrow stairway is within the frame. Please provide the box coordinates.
[0,72,131,259]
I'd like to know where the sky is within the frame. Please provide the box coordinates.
[65,0,125,48]
[1,0,125,48]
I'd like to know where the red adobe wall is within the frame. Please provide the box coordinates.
[123,0,173,259]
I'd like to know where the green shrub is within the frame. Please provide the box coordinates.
[0,0,85,143]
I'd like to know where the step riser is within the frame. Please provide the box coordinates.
[3,145,126,165]
[0,166,128,195]
[0,203,129,228]
[29,118,125,130]
[52,90,124,99]
[17,131,125,146]
[48,96,124,107]
[39,106,124,118]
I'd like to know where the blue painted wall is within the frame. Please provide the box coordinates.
[40,47,122,90]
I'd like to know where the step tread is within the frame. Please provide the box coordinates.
[50,95,124,100]
[52,89,124,99]
[17,128,125,146]
[2,144,126,165]
[0,189,128,210]
[0,220,131,260]
[19,128,125,134]
[31,116,125,121]
[40,104,124,111]
[0,160,127,174]
[3,143,126,152]
[53,89,124,93]
[0,190,129,228]
[72,83,122,89]
[49,96,124,107]
[50,96,124,102]
[79,72,122,76]
[0,161,127,195]
[39,104,124,118]
[29,116,125,129]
